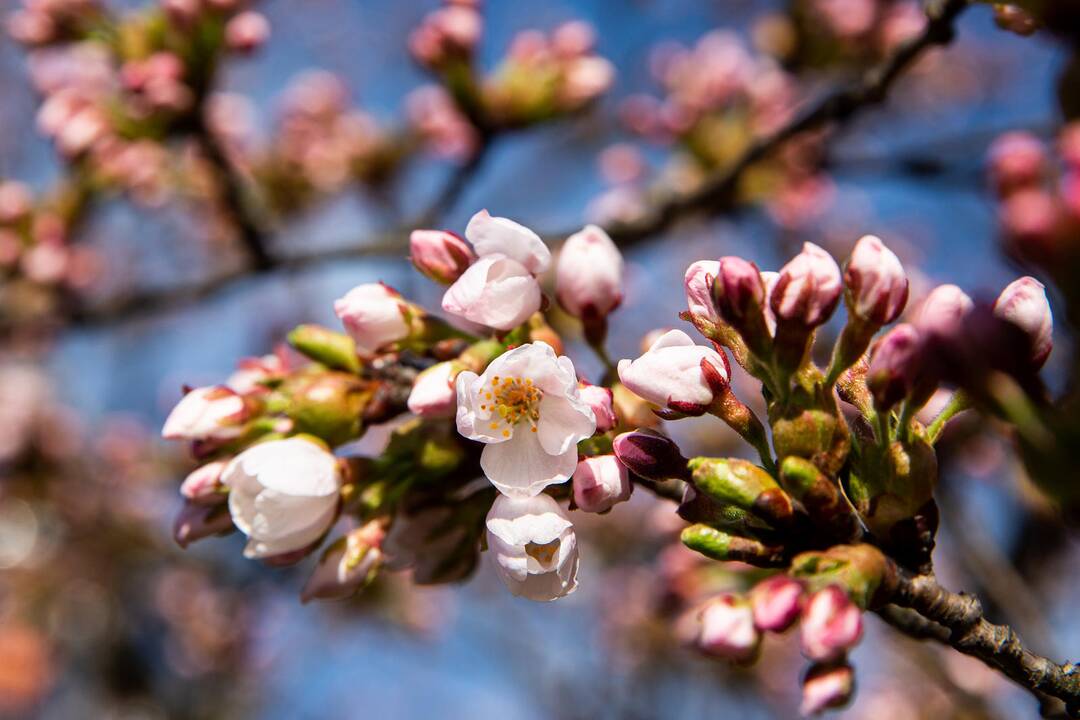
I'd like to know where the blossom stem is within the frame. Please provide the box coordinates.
[926,391,971,444]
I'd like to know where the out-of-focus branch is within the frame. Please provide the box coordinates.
[887,572,1080,716]
[68,0,970,325]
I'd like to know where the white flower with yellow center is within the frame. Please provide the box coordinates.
[455,341,596,498]
[485,493,579,601]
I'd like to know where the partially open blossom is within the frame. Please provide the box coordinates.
[456,342,595,498]
[617,329,729,413]
[334,282,410,357]
[844,235,908,324]
[410,229,475,284]
[578,382,615,433]
[750,575,805,633]
[771,242,842,328]
[993,276,1053,369]
[301,521,385,603]
[684,260,720,323]
[555,225,624,319]
[697,594,761,662]
[180,460,229,504]
[866,323,923,411]
[442,210,550,331]
[162,385,250,441]
[573,455,632,513]
[800,586,863,662]
[407,361,460,417]
[612,429,690,481]
[801,662,855,716]
[916,284,973,337]
[225,11,270,53]
[227,354,285,394]
[485,493,579,601]
[222,437,343,559]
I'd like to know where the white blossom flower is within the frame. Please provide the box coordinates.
[441,210,550,331]
[485,493,579,601]
[222,437,342,559]
[456,342,595,497]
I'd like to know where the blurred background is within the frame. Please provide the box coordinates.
[0,0,1077,718]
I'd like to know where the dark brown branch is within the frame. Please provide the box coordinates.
[888,572,1080,716]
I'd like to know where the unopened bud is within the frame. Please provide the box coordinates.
[573,455,632,513]
[287,324,361,372]
[684,260,721,325]
[225,11,270,53]
[162,385,251,442]
[714,256,772,356]
[334,282,411,357]
[613,429,689,481]
[407,361,460,417]
[993,276,1052,369]
[750,575,805,633]
[987,131,1046,196]
[688,457,794,528]
[681,523,786,566]
[800,662,855,716]
[180,460,229,504]
[771,242,842,328]
[578,382,616,433]
[789,544,895,610]
[697,594,761,663]
[866,323,924,412]
[779,456,859,541]
[616,329,729,415]
[800,586,863,663]
[410,229,475,284]
[916,284,973,339]
[556,224,624,320]
[284,371,371,446]
[843,235,908,325]
[301,521,385,603]
[174,501,233,548]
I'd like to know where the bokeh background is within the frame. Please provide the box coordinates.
[1,1,1077,718]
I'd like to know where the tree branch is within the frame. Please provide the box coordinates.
[887,572,1080,716]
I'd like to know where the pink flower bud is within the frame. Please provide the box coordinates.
[750,575,805,633]
[866,323,923,411]
[301,521,385,603]
[0,182,32,224]
[915,283,973,338]
[407,361,459,417]
[800,586,863,663]
[573,455,632,513]
[612,429,690,481]
[617,330,729,413]
[162,385,250,441]
[552,20,596,57]
[843,235,908,324]
[225,11,270,53]
[993,276,1052,369]
[410,229,475,284]
[174,502,233,548]
[771,242,842,328]
[987,131,1046,197]
[697,594,761,662]
[800,662,855,716]
[560,57,616,108]
[555,224,624,319]
[180,459,229,504]
[714,256,766,323]
[578,382,616,433]
[1000,188,1059,261]
[684,260,720,323]
[334,282,411,357]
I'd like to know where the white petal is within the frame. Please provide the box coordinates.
[648,328,696,351]
[481,431,578,497]
[442,255,541,331]
[536,394,595,456]
[454,370,505,444]
[465,209,551,274]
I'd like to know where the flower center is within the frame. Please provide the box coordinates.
[525,539,560,569]
[481,375,542,438]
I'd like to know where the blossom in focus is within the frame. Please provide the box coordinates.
[800,586,863,662]
[456,342,595,497]
[572,455,632,513]
[993,276,1053,369]
[485,493,579,601]
[843,235,908,324]
[684,260,721,324]
[771,242,842,328]
[697,594,761,662]
[555,224,624,320]
[577,382,616,433]
[222,437,343,559]
[617,329,729,413]
[407,360,460,417]
[334,282,411,357]
[442,210,551,331]
[410,229,475,284]
[161,385,250,441]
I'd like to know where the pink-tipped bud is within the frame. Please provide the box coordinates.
[684,260,720,323]
[555,225,624,320]
[616,329,729,414]
[612,429,690,481]
[800,662,855,716]
[301,521,385,603]
[410,229,475,284]
[750,575,805,633]
[162,385,250,441]
[993,276,1053,369]
[578,382,616,433]
[866,323,923,411]
[225,11,270,53]
[916,284,973,338]
[573,455,632,513]
[333,282,411,357]
[714,256,766,322]
[988,132,1046,197]
[843,235,908,325]
[174,502,233,548]
[697,594,761,662]
[771,242,842,328]
[180,460,229,505]
[406,361,459,417]
[800,586,863,663]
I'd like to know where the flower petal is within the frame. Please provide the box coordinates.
[465,209,551,274]
[481,432,577,497]
[536,394,595,456]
